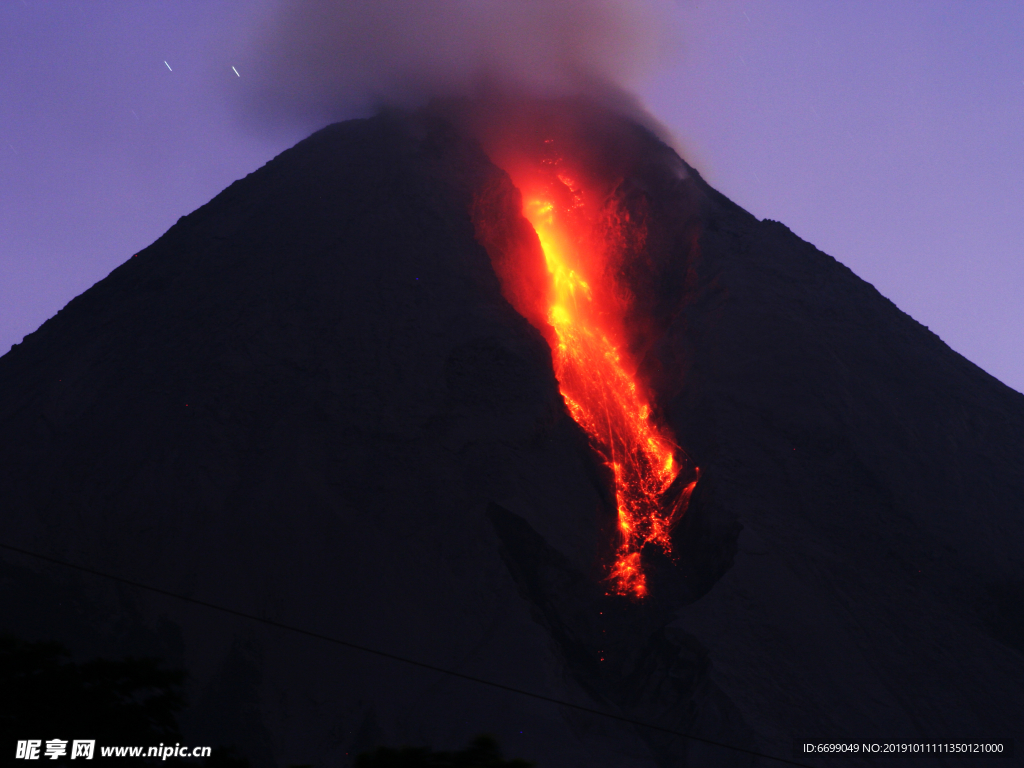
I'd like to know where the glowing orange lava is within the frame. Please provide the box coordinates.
[511,159,698,598]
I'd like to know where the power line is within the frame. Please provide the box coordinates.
[0,541,814,768]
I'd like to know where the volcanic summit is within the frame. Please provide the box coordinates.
[1,102,1022,767]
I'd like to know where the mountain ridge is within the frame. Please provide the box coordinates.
[1,106,1021,767]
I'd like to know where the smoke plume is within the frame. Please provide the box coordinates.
[243,0,681,128]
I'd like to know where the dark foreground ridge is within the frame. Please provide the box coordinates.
[1,107,1022,768]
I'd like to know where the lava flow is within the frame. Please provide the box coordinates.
[491,143,698,598]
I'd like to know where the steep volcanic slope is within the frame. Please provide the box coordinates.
[655,169,1024,755]
[0,113,749,768]
[1,106,1023,767]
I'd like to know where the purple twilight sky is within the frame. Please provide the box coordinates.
[2,1,1021,393]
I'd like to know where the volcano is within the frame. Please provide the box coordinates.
[1,104,1022,767]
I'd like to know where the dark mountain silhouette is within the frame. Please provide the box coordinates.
[1,105,1022,768]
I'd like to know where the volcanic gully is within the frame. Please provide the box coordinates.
[1,102,1022,767]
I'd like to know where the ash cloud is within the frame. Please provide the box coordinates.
[242,0,682,128]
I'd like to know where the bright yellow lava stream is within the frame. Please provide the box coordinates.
[522,192,696,597]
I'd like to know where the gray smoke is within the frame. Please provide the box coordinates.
[242,0,682,128]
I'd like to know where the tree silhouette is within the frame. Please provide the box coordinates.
[0,635,246,767]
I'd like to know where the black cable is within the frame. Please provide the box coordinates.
[0,541,814,768]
